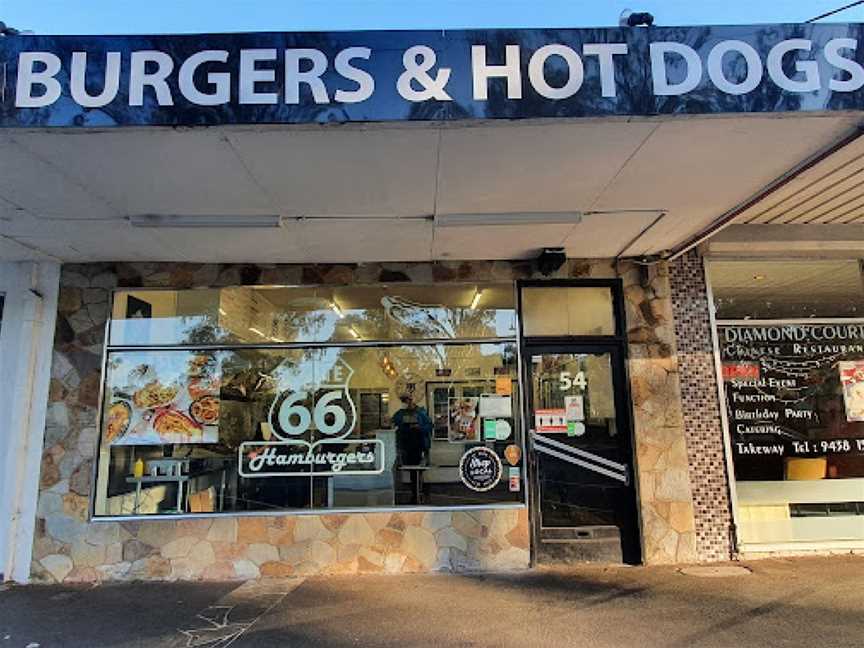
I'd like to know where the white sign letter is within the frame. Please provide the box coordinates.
[767,39,819,92]
[825,38,864,92]
[583,43,628,98]
[179,50,230,106]
[650,42,701,96]
[707,40,763,95]
[528,44,584,99]
[239,49,277,104]
[285,48,330,104]
[70,52,121,108]
[472,45,522,100]
[334,47,374,103]
[129,51,174,106]
[15,52,62,108]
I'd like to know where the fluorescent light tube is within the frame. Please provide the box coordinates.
[434,212,582,227]
[129,214,283,229]
[248,327,285,342]
[331,302,345,318]
[469,290,482,310]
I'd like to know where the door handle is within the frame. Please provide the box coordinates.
[531,431,629,485]
[531,432,628,472]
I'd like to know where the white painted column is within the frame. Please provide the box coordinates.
[0,261,60,583]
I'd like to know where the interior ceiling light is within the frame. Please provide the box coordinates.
[753,274,767,281]
[469,290,482,310]
[128,214,283,228]
[434,212,582,228]
[331,302,345,318]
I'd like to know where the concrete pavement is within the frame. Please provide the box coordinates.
[1,555,862,647]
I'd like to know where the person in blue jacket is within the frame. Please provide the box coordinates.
[392,392,433,504]
[392,392,433,466]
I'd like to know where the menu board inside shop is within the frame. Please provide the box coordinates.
[718,323,864,480]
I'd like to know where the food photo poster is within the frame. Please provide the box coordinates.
[840,360,864,422]
[448,396,479,443]
[103,351,221,445]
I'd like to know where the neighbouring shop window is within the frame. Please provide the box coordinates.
[711,259,864,319]
[709,260,864,546]
[94,284,524,517]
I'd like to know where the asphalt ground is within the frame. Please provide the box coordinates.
[1,555,862,647]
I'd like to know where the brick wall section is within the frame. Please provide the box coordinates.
[669,250,734,562]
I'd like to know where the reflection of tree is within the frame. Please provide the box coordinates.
[215,349,317,452]
[389,342,515,396]
[458,24,836,120]
[827,25,864,111]
[381,295,498,340]
[182,312,220,345]
[653,25,805,115]
[466,28,647,119]
[144,290,515,452]
[451,305,498,339]
[271,309,329,343]
[6,32,348,128]
[178,300,333,345]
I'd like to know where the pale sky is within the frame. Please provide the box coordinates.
[1,0,862,35]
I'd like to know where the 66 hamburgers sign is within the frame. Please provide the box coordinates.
[239,353,384,478]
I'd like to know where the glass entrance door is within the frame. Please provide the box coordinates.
[528,348,640,564]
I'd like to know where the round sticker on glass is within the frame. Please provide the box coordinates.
[566,421,586,437]
[459,446,503,492]
[495,419,512,441]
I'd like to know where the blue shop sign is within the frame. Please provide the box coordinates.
[1,23,863,127]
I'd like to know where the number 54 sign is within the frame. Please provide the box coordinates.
[559,371,587,391]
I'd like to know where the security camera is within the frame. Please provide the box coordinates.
[536,248,567,277]
[0,21,21,36]
[619,9,655,27]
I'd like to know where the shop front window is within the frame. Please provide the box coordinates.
[709,260,864,547]
[110,284,517,346]
[94,284,524,517]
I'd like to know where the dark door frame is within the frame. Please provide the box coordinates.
[517,278,642,565]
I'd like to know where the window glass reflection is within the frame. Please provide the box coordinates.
[110,284,516,346]
[710,260,864,319]
[94,342,523,516]
[521,287,614,336]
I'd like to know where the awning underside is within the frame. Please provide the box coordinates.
[0,113,860,264]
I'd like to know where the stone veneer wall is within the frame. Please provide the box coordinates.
[668,251,734,562]
[621,261,699,564]
[33,258,698,583]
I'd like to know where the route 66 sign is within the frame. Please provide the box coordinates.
[238,352,383,478]
[268,355,356,443]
